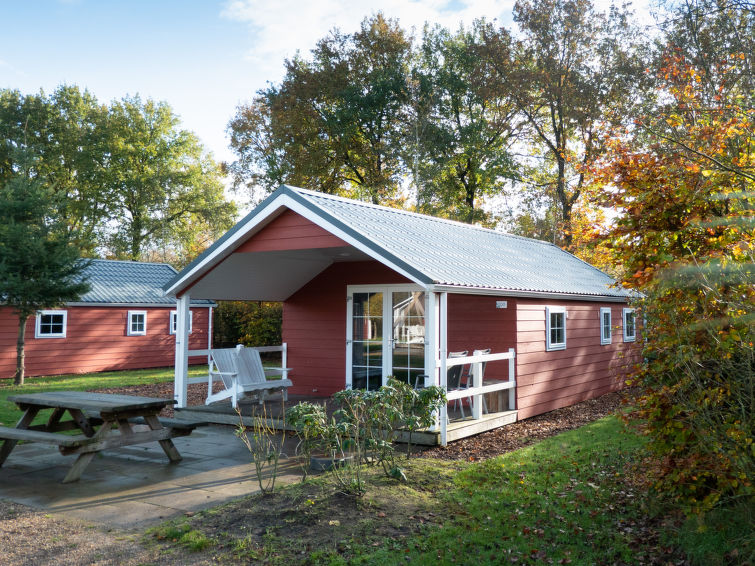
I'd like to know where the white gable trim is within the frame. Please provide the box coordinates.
[164,192,429,297]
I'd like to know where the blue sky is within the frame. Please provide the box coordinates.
[1,0,651,188]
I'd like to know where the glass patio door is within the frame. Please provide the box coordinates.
[348,287,425,390]
[390,291,425,386]
[350,291,384,391]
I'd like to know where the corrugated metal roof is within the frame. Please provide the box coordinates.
[293,187,630,298]
[165,185,631,300]
[78,260,213,305]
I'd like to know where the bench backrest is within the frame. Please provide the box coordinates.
[235,346,268,386]
[210,348,240,390]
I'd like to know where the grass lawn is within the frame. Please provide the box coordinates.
[0,366,207,426]
[144,414,748,565]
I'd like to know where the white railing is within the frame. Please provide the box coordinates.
[185,343,288,385]
[439,348,516,445]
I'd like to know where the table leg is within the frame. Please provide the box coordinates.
[62,452,96,483]
[60,417,113,483]
[143,415,182,463]
[68,408,95,437]
[0,407,40,466]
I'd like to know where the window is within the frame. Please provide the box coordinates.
[169,311,193,334]
[546,306,566,351]
[127,311,147,336]
[35,310,67,338]
[623,308,636,342]
[600,307,612,345]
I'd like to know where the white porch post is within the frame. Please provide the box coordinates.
[173,293,190,408]
[471,359,483,420]
[439,291,448,446]
[508,347,516,411]
[423,291,437,389]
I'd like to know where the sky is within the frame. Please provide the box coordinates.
[1,0,653,200]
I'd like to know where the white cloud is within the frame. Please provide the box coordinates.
[221,0,515,80]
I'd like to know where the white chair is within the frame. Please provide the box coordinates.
[206,345,292,408]
[446,351,469,418]
[462,348,491,415]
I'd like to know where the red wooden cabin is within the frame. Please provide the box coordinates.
[0,260,213,379]
[166,186,640,444]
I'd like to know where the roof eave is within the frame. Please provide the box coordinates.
[432,284,632,302]
[163,185,434,298]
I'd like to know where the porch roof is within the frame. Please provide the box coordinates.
[164,185,632,301]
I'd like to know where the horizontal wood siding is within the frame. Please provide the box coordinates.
[235,209,347,253]
[515,300,641,419]
[0,306,209,379]
[447,295,517,382]
[282,261,409,395]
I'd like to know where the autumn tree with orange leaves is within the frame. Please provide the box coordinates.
[594,39,754,514]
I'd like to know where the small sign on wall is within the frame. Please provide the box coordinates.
[496,301,508,309]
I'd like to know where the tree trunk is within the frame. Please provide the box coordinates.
[14,316,27,386]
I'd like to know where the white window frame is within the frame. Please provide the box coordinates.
[623,308,636,342]
[127,310,147,336]
[345,283,425,390]
[600,307,612,345]
[170,310,193,334]
[546,306,567,351]
[35,310,68,338]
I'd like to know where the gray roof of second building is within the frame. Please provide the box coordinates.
[293,187,629,298]
[78,260,213,305]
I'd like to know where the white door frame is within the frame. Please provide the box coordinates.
[345,284,426,389]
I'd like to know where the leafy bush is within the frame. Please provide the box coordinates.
[213,301,282,348]
[286,379,446,495]
[632,258,754,513]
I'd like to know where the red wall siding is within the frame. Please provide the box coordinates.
[447,295,517,382]
[235,209,347,253]
[282,261,410,395]
[515,300,641,419]
[0,306,210,379]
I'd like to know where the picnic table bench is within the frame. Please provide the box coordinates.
[0,391,207,483]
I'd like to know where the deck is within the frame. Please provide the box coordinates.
[175,394,517,446]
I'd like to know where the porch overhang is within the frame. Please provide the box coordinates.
[181,246,374,302]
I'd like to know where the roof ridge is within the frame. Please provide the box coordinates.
[289,186,560,249]
[88,258,176,268]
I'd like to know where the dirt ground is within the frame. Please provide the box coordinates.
[0,387,635,565]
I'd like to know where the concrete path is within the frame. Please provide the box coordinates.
[0,425,301,529]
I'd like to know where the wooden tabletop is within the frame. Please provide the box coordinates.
[8,391,177,413]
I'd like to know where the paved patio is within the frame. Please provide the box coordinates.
[0,425,301,530]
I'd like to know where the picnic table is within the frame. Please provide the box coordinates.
[0,391,203,483]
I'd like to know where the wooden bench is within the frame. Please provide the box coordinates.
[0,426,96,449]
[0,391,206,483]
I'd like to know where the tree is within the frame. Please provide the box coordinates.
[0,86,236,264]
[229,13,412,204]
[104,95,236,261]
[0,152,90,385]
[0,86,110,255]
[411,21,518,224]
[593,46,754,512]
[484,0,646,246]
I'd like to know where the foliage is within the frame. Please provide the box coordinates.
[104,95,236,262]
[0,85,235,265]
[212,301,282,348]
[235,400,286,495]
[285,380,446,495]
[285,401,328,480]
[412,21,518,224]
[593,38,755,514]
[228,13,411,205]
[485,0,647,247]
[0,151,90,384]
